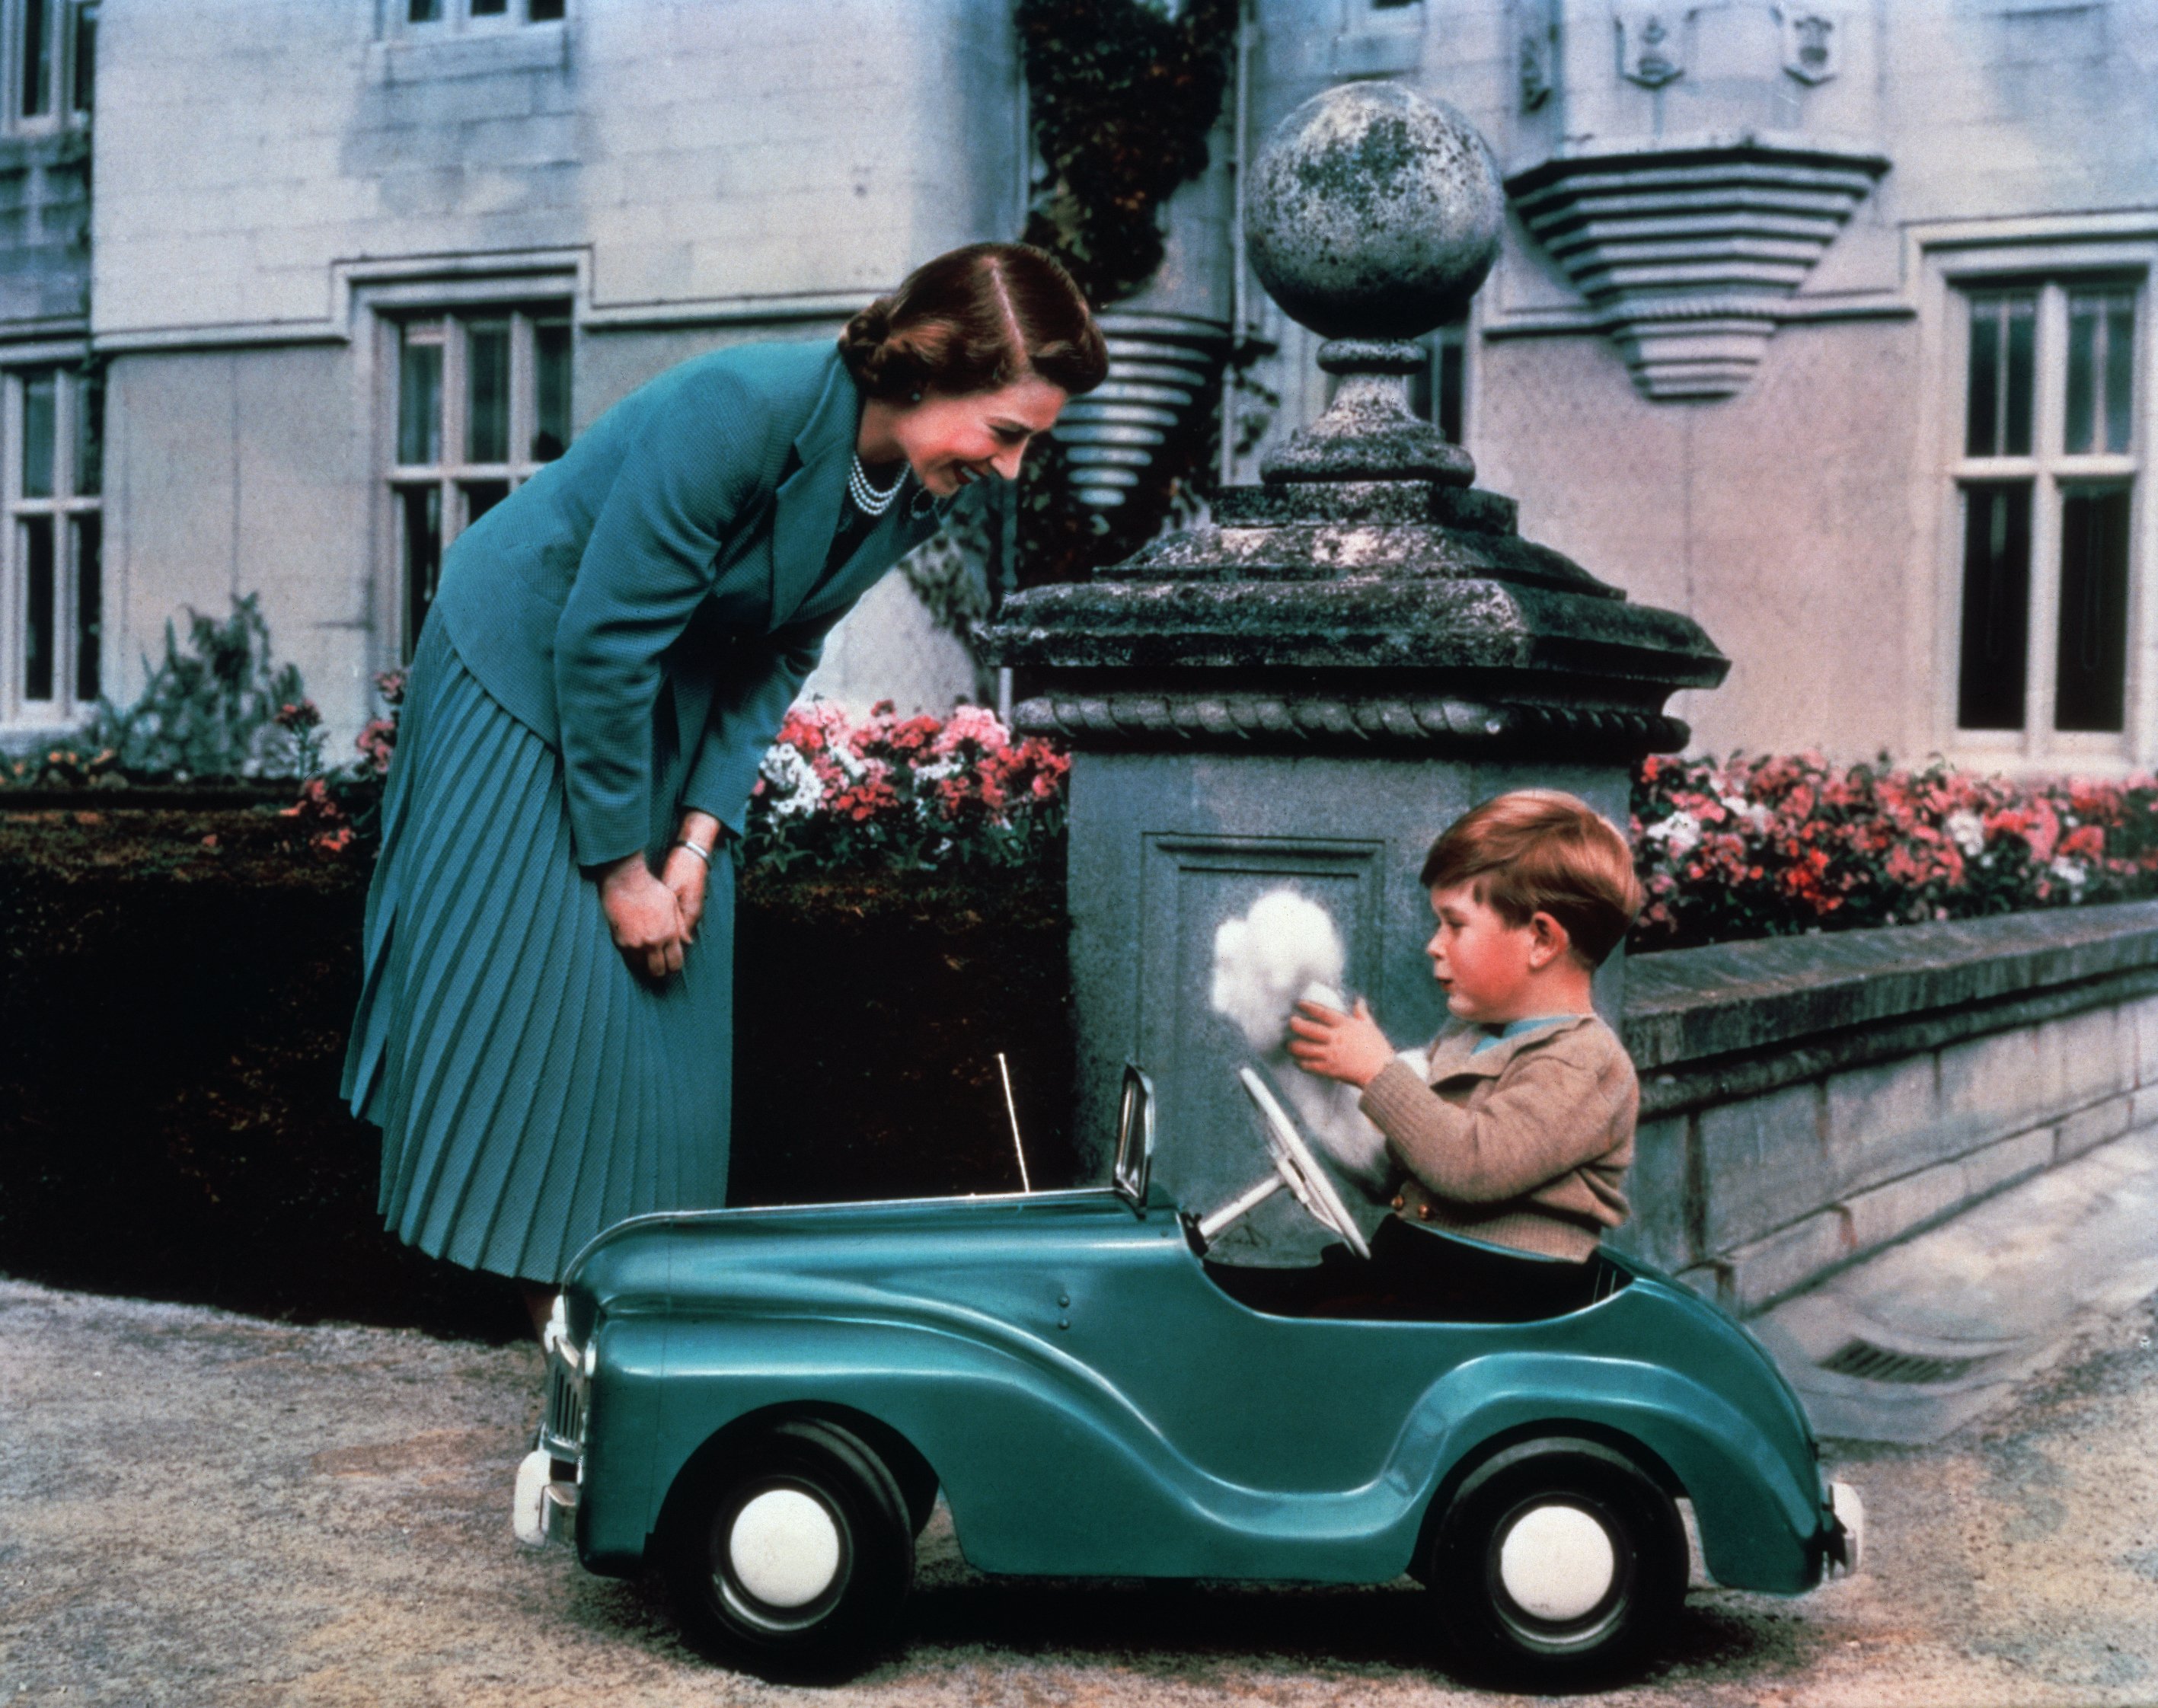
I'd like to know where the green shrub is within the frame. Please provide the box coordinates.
[87,594,313,781]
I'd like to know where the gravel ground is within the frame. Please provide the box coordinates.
[3,1275,2156,1707]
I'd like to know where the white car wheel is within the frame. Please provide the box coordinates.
[1496,1502,1618,1622]
[666,1418,915,1682]
[729,1487,844,1608]
[1430,1437,1687,1681]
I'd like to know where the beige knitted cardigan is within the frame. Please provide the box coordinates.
[1357,1012,1637,1262]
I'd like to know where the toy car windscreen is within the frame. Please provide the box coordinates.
[1113,1062,1156,1215]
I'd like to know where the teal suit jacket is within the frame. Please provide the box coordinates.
[431,339,947,867]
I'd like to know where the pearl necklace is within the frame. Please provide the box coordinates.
[848,454,908,517]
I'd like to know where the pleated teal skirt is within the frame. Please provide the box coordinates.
[341,619,733,1283]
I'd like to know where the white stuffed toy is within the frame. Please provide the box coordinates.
[1209,889,1425,1202]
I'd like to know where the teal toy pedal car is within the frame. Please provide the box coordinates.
[515,1065,1862,1683]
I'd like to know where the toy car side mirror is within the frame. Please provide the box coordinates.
[1113,1062,1155,1218]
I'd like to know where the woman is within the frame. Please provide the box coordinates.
[341,243,1106,1334]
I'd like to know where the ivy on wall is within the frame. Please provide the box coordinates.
[1011,0,1240,589]
[1017,0,1240,305]
[905,1,1240,638]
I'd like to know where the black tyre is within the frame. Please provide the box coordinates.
[1427,1437,1687,1684]
[665,1418,915,1681]
[890,1456,939,1538]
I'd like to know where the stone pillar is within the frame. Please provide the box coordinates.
[981,81,1727,1264]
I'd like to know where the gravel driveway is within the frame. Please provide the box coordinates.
[4,1275,2156,1706]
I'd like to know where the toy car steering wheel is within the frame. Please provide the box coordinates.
[1196,1068,1371,1259]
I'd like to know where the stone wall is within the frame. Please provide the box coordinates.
[1614,900,2158,1314]
[84,0,1012,742]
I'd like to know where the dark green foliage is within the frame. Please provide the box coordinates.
[85,594,311,781]
[0,812,1074,1337]
[1010,0,1241,589]
[1016,0,1241,305]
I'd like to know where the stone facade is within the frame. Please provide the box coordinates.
[1,0,1011,749]
[0,0,2150,777]
[1236,0,2158,775]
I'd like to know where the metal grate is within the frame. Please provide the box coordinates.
[540,1354,586,1461]
[1819,1339,1982,1385]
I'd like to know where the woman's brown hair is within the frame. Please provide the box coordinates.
[839,242,1108,403]
[1420,790,1645,967]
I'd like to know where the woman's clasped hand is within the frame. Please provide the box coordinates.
[599,854,689,980]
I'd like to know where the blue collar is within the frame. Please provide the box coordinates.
[1470,1014,1579,1055]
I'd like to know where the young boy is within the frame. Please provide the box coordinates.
[1287,790,1643,1272]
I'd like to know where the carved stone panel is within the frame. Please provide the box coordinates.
[1515,0,1559,110]
[1136,832,1389,1266]
[1780,5,1839,84]
[1616,4,1687,89]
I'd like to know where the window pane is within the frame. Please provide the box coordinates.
[73,368,101,496]
[2066,297,2098,455]
[462,479,509,527]
[2067,289,2137,456]
[2003,295,2035,455]
[20,0,50,119]
[473,0,509,14]
[528,0,566,18]
[1956,481,2032,729]
[1968,294,2038,457]
[1965,302,1999,457]
[407,0,441,21]
[2105,295,2135,455]
[21,370,56,497]
[465,321,509,463]
[71,1,94,114]
[533,321,571,460]
[397,331,442,466]
[2054,485,2132,732]
[400,485,442,659]
[74,513,101,702]
[21,516,53,701]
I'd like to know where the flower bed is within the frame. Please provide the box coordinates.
[746,699,1068,873]
[1632,752,2158,952]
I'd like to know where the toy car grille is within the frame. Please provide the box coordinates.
[540,1348,587,1461]
[1818,1339,1981,1385]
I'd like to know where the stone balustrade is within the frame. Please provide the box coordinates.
[1615,900,2158,1312]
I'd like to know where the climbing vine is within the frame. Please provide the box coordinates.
[1010,0,1240,589]
[905,2,1240,636]
[1016,0,1240,305]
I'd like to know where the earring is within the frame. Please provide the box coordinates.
[909,390,923,404]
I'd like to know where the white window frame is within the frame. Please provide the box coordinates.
[1,359,102,730]
[1918,231,2158,773]
[4,0,92,132]
[386,0,565,36]
[377,299,574,662]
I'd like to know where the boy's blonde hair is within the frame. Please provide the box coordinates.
[1419,790,1643,966]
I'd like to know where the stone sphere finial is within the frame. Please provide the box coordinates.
[1247,81,1505,342]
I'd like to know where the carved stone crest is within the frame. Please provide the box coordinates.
[1515,0,1557,110]
[1617,6,1686,90]
[1780,7,1837,84]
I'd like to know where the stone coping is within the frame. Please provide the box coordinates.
[1623,901,2158,1078]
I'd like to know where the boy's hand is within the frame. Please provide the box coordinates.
[1288,998,1396,1088]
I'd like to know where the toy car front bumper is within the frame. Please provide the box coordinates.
[513,1302,589,1550]
[513,1448,579,1547]
[1824,1480,1864,1579]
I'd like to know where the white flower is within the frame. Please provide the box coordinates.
[1719,794,1773,835]
[1646,809,1702,858]
[1945,810,1986,858]
[758,744,825,821]
[2049,856,2089,890]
